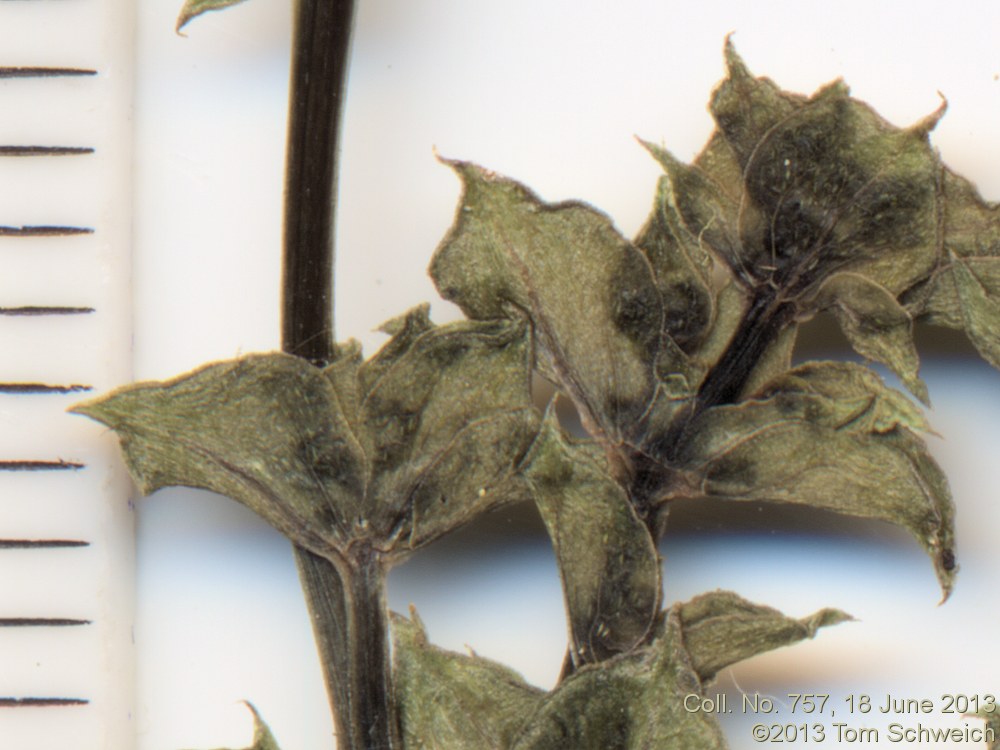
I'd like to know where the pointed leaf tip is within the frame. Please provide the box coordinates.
[175,0,250,34]
[243,703,281,750]
[70,392,129,430]
[723,34,750,79]
[68,399,101,423]
[377,303,431,336]
[677,591,852,683]
[910,95,948,138]
[178,702,281,750]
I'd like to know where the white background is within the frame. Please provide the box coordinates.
[131,2,1000,748]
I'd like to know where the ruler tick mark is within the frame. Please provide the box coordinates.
[0,617,90,627]
[0,225,93,236]
[0,460,84,471]
[0,697,89,707]
[0,383,92,394]
[0,146,94,157]
[0,306,94,316]
[0,67,97,79]
[0,539,89,548]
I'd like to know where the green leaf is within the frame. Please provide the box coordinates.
[906,254,1000,372]
[759,361,930,433]
[393,596,845,749]
[72,353,365,563]
[949,258,1000,370]
[813,272,928,404]
[74,316,539,561]
[689,280,746,375]
[522,411,661,666]
[740,321,798,399]
[511,611,728,750]
[430,158,662,447]
[358,303,434,393]
[676,590,851,683]
[674,361,956,598]
[633,146,719,350]
[707,39,945,296]
[322,339,366,443]
[176,0,249,33]
[708,40,802,174]
[900,166,1000,371]
[181,703,281,750]
[359,316,538,552]
[392,609,545,750]
[896,163,1000,374]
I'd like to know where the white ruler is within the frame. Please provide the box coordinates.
[0,0,134,748]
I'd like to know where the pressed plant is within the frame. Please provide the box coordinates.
[72,2,1000,748]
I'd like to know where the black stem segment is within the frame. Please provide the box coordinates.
[282,0,356,365]
[281,1,398,748]
[635,290,795,530]
[694,291,794,411]
[648,290,794,470]
[295,549,398,749]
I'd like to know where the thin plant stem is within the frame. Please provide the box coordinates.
[282,0,354,365]
[280,1,399,748]
[295,549,397,749]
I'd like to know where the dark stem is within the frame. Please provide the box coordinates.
[282,0,355,364]
[281,1,398,748]
[694,291,793,412]
[632,291,795,545]
[631,291,795,479]
[296,550,398,749]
